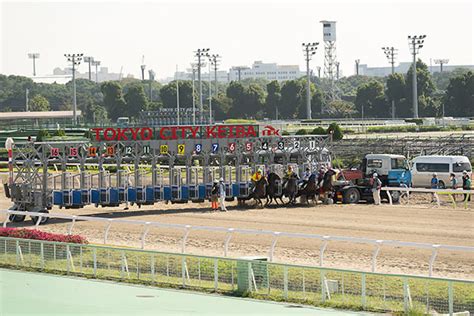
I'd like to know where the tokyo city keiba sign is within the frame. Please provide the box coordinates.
[90,125,280,142]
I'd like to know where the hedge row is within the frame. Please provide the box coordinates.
[367,125,474,134]
[0,228,88,244]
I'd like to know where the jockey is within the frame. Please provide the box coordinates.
[250,168,263,193]
[283,165,299,187]
[300,167,312,188]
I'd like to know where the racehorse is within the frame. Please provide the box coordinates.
[265,172,285,206]
[283,173,299,205]
[318,169,337,204]
[297,173,319,204]
[241,176,268,208]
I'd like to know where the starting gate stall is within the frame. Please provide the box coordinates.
[188,166,205,202]
[221,165,234,200]
[151,167,164,202]
[165,167,187,202]
[5,125,331,222]
[269,164,284,196]
[236,166,252,198]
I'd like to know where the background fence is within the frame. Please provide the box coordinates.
[1,236,472,315]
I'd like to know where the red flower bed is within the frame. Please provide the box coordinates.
[0,228,88,244]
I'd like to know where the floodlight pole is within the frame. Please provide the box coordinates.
[408,35,426,119]
[302,42,319,119]
[355,59,360,76]
[195,48,210,121]
[65,53,83,126]
[84,56,94,80]
[382,47,398,118]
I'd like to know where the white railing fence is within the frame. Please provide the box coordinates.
[382,187,473,209]
[1,209,473,279]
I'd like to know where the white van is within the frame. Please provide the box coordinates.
[411,155,472,188]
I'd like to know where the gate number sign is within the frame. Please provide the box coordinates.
[160,145,169,155]
[88,147,97,157]
[195,144,202,153]
[228,143,235,152]
[212,143,219,153]
[107,146,115,156]
[50,147,59,157]
[277,141,284,150]
[262,142,268,150]
[125,146,133,155]
[177,144,185,155]
[245,142,253,151]
[69,147,78,157]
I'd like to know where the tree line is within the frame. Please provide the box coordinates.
[0,60,472,122]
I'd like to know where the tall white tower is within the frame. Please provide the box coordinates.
[320,20,340,106]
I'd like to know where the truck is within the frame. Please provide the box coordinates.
[334,154,411,204]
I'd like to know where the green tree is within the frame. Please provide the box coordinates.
[159,81,194,109]
[29,94,51,111]
[444,71,474,117]
[212,94,232,120]
[226,81,246,117]
[124,84,148,117]
[265,80,281,119]
[327,122,343,140]
[279,80,303,119]
[385,73,406,117]
[244,84,265,118]
[405,59,437,117]
[325,100,357,118]
[355,81,388,118]
[101,81,126,120]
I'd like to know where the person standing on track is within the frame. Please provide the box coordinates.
[430,173,440,204]
[462,170,471,202]
[211,180,219,211]
[371,173,382,205]
[218,178,227,212]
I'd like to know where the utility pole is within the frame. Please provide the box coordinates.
[140,55,146,81]
[335,62,340,80]
[233,66,248,82]
[195,48,210,119]
[209,54,220,125]
[28,53,40,76]
[176,65,180,125]
[316,66,321,78]
[92,60,101,83]
[148,69,155,102]
[408,35,427,119]
[382,46,398,118]
[64,53,83,125]
[83,56,94,80]
[434,59,449,73]
[355,59,360,75]
[302,42,319,120]
[190,63,198,125]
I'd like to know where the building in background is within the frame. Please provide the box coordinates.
[358,62,474,77]
[164,61,303,83]
[52,67,123,82]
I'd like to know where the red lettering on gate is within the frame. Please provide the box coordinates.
[104,128,116,141]
[160,127,171,140]
[130,128,140,140]
[92,128,103,141]
[141,128,152,140]
[206,126,217,138]
[246,126,257,138]
[235,125,245,138]
[116,128,128,141]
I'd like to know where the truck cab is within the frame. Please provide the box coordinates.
[362,154,411,187]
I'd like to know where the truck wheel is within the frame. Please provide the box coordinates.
[30,210,50,225]
[343,188,360,204]
[390,191,401,204]
[9,214,26,223]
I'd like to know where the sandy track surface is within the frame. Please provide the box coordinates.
[1,192,473,280]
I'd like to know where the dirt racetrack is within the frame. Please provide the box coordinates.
[0,190,473,280]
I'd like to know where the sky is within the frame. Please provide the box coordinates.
[0,0,473,81]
